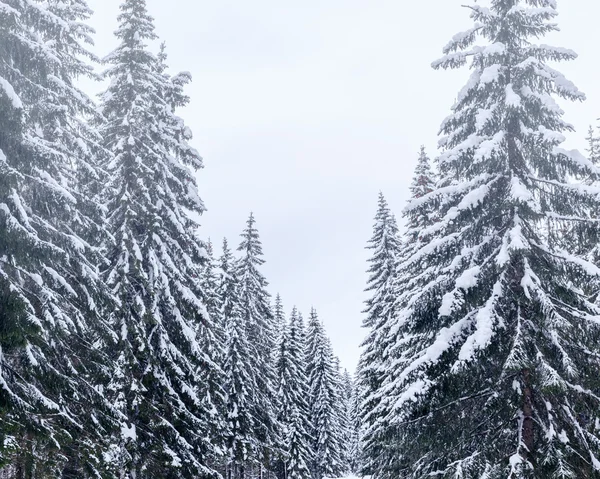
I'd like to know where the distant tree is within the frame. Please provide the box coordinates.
[306,309,346,479]
[220,242,257,479]
[236,214,282,475]
[275,307,313,479]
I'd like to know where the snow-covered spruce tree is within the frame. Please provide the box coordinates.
[339,370,355,472]
[361,146,441,478]
[273,294,286,347]
[305,309,346,479]
[331,356,351,477]
[201,240,223,338]
[275,307,313,479]
[100,0,220,476]
[405,147,437,244]
[286,309,313,479]
[345,374,361,475]
[197,238,227,473]
[586,126,600,167]
[372,2,600,477]
[0,0,118,476]
[355,193,402,477]
[219,240,258,479]
[235,213,282,475]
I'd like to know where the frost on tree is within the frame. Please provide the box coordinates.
[0,0,117,476]
[370,1,600,478]
[99,0,221,476]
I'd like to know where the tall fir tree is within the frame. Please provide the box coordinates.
[355,193,402,477]
[235,214,282,475]
[370,1,600,477]
[305,309,345,479]
[99,0,220,476]
[0,0,118,476]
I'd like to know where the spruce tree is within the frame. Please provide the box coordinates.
[374,2,600,477]
[361,147,440,478]
[273,294,286,349]
[275,307,313,479]
[100,0,219,476]
[355,193,402,477]
[220,241,257,479]
[339,370,355,473]
[346,375,361,475]
[406,147,436,245]
[306,309,345,479]
[236,214,282,475]
[586,126,600,167]
[0,0,117,475]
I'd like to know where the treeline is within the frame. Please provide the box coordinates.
[355,1,600,478]
[0,1,355,478]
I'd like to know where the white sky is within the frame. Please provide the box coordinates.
[84,0,600,373]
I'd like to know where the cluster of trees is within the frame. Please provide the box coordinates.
[0,0,355,478]
[356,1,600,478]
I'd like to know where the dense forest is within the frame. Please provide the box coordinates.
[2,0,600,479]
[0,0,355,478]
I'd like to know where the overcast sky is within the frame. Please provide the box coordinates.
[84,0,600,373]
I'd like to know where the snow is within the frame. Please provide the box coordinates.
[121,423,137,441]
[474,131,505,161]
[44,266,77,297]
[480,64,501,85]
[475,106,495,131]
[505,83,521,107]
[35,169,77,203]
[0,76,22,109]
[458,280,503,362]
[510,176,534,204]
[442,24,481,54]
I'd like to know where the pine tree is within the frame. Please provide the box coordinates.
[236,213,282,475]
[100,0,219,476]
[306,309,345,479]
[0,0,117,475]
[355,193,402,477]
[372,2,600,477]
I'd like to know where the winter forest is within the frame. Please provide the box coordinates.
[2,0,600,478]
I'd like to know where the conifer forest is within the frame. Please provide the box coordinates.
[2,0,600,478]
